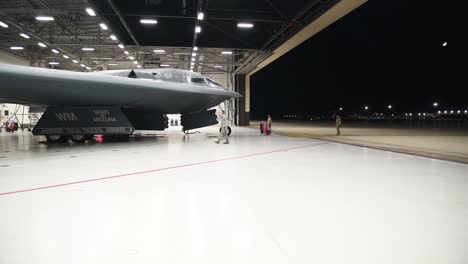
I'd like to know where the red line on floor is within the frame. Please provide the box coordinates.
[0,142,328,196]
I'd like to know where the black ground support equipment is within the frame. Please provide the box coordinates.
[33,106,135,143]
[122,109,169,131]
[181,109,218,131]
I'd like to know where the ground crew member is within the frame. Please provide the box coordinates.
[215,110,229,144]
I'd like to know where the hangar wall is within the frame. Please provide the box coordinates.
[0,51,30,66]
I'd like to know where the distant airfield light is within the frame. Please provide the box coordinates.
[140,19,157,24]
[118,44,124,49]
[364,106,369,110]
[85,8,96,16]
[457,110,461,114]
[38,42,47,47]
[423,113,426,116]
[193,46,198,51]
[444,110,447,114]
[450,110,454,114]
[409,113,412,116]
[108,63,118,66]
[99,23,108,30]
[123,50,130,55]
[153,49,165,53]
[160,64,170,67]
[465,110,468,114]
[82,47,95,51]
[195,25,202,34]
[48,62,59,65]
[51,49,59,53]
[197,12,204,20]
[388,105,392,109]
[36,16,54,21]
[10,46,23,50]
[442,42,447,47]
[418,113,421,116]
[63,55,69,59]
[72,60,79,63]
[438,110,441,114]
[0,21,8,28]
[110,34,117,41]
[19,33,30,39]
[237,22,254,28]
[339,107,343,111]
[433,102,438,107]
[405,113,408,116]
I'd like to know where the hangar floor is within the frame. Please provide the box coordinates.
[1,126,467,264]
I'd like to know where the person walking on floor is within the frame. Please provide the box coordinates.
[336,115,342,135]
[215,110,229,144]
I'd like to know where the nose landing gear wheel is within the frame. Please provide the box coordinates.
[46,135,66,143]
[70,134,86,143]
[219,126,232,136]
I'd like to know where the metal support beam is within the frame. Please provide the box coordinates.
[106,0,140,46]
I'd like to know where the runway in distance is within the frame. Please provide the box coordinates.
[0,63,241,143]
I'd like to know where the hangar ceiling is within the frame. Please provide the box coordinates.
[0,0,339,73]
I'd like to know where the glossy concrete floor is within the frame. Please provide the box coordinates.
[0,126,467,264]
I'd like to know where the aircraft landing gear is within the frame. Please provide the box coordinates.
[70,134,87,143]
[45,135,66,143]
[219,126,232,136]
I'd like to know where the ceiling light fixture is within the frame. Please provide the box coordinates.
[124,50,130,55]
[133,61,138,65]
[85,8,96,16]
[110,35,117,40]
[51,49,59,53]
[72,60,79,63]
[19,33,30,39]
[36,16,54,21]
[191,58,196,61]
[154,49,166,53]
[137,65,142,68]
[214,65,223,68]
[10,47,23,50]
[80,64,86,67]
[85,66,91,70]
[99,23,108,30]
[140,19,157,24]
[49,62,59,65]
[193,46,198,51]
[108,63,118,66]
[197,12,204,20]
[0,21,8,28]
[63,55,69,59]
[237,22,254,28]
[192,52,196,56]
[221,51,232,55]
[195,25,201,33]
[128,56,135,60]
[82,47,95,51]
[160,64,170,67]
[38,42,47,47]
[118,44,124,49]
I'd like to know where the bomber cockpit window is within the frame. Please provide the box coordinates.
[207,78,223,88]
[190,77,207,85]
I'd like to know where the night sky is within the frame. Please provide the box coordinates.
[250,0,463,119]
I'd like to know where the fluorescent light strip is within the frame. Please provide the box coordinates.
[38,42,47,47]
[51,49,59,54]
[49,62,59,65]
[192,52,196,56]
[221,51,232,55]
[137,65,142,68]
[80,64,86,67]
[140,19,157,24]
[128,56,135,60]
[85,66,91,70]
[237,23,254,28]
[82,47,95,51]
[72,60,79,63]
[0,21,8,28]
[108,63,118,66]
[153,49,165,53]
[214,65,223,68]
[85,8,96,16]
[118,44,124,49]
[110,35,117,40]
[195,26,201,33]
[133,61,138,65]
[63,55,69,59]
[99,23,108,30]
[10,47,23,50]
[36,16,54,21]
[124,50,130,55]
[193,46,198,51]
[160,64,170,67]
[19,33,30,39]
